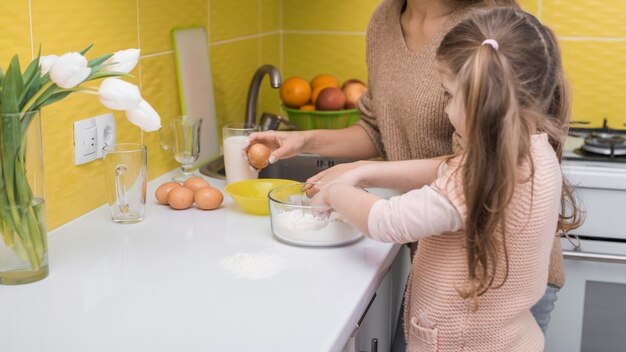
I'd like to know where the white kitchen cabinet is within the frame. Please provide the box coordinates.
[344,246,411,352]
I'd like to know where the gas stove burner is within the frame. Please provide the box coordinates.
[581,133,626,156]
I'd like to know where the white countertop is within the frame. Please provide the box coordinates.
[0,171,399,352]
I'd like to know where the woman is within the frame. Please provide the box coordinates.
[246,0,562,345]
[309,9,578,350]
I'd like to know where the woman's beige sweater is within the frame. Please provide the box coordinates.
[356,0,564,288]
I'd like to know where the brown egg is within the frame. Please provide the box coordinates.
[167,187,195,210]
[155,182,181,205]
[247,143,272,169]
[183,176,211,192]
[194,187,224,210]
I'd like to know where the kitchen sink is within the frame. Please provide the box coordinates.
[199,154,357,182]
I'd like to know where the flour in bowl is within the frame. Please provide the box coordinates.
[271,208,361,246]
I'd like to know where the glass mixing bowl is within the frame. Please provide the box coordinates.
[267,182,362,247]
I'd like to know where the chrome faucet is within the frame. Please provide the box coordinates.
[245,64,281,125]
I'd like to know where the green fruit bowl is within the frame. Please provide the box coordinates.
[283,106,360,130]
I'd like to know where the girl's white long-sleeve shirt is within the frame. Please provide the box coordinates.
[367,164,463,243]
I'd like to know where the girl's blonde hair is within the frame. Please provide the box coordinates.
[435,8,582,306]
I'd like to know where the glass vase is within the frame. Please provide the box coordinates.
[0,111,48,284]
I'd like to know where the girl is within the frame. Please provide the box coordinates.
[311,7,580,351]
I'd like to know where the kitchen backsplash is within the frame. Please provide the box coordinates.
[0,0,621,230]
[521,0,626,129]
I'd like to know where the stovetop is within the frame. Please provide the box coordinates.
[565,119,626,164]
[563,124,626,241]
[564,136,626,165]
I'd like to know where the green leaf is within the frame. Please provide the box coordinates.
[35,91,71,110]
[18,57,42,109]
[18,73,42,109]
[79,44,94,56]
[22,55,40,85]
[29,83,59,112]
[85,70,132,82]
[88,53,113,67]
[1,56,24,114]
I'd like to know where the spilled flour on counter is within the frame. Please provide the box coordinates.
[220,252,284,279]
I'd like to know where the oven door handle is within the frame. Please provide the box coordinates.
[563,250,626,264]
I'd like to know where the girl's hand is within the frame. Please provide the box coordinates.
[303,161,371,197]
[244,130,307,164]
[309,182,334,208]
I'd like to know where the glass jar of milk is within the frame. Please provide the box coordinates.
[223,122,260,184]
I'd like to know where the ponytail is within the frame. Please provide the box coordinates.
[456,43,530,307]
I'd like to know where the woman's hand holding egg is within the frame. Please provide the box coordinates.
[244,130,308,165]
[154,176,223,211]
[246,143,272,169]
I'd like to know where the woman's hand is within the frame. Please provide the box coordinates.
[244,130,307,164]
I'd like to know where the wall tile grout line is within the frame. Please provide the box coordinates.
[538,0,542,20]
[560,37,626,42]
[136,0,142,90]
[136,0,144,145]
[207,0,211,47]
[28,0,34,60]
[140,50,174,59]
[258,0,262,66]
[210,31,281,46]
[283,29,366,36]
[279,0,284,75]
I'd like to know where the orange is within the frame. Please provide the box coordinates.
[310,74,340,89]
[311,84,335,106]
[280,77,311,108]
[299,104,315,111]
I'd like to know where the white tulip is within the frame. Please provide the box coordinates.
[49,52,90,88]
[98,78,142,111]
[104,48,140,73]
[39,55,58,76]
[125,99,161,132]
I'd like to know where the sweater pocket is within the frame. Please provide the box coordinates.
[407,316,438,352]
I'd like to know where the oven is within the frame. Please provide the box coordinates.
[546,130,626,352]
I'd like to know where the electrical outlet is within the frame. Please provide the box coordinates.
[73,113,117,165]
[94,113,116,158]
[74,118,97,165]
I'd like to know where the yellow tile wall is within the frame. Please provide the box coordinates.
[537,0,626,128]
[281,0,380,88]
[1,0,280,230]
[282,0,626,128]
[4,0,623,230]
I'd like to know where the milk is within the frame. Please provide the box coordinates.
[223,135,259,184]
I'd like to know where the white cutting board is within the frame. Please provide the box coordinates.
[172,26,220,165]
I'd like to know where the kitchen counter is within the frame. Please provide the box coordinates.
[0,171,400,352]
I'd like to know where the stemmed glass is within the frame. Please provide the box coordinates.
[160,116,202,181]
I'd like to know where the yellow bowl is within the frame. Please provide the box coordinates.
[224,179,298,215]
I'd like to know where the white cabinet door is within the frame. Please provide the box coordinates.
[344,246,410,352]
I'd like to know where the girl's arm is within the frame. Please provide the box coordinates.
[317,182,463,243]
[308,157,446,192]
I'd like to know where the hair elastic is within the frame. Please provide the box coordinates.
[481,39,499,51]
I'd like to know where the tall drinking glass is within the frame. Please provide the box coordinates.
[103,143,147,223]
[223,122,259,184]
[160,116,202,181]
